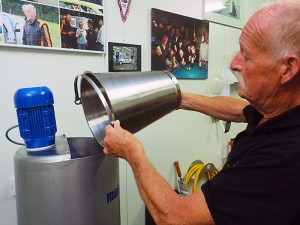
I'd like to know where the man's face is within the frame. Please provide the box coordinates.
[230,15,281,106]
[179,49,184,57]
[24,8,36,22]
[66,15,71,22]
[162,35,168,45]
[191,46,195,54]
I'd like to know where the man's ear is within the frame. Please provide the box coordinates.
[280,54,300,84]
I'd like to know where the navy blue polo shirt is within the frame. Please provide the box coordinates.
[202,105,300,225]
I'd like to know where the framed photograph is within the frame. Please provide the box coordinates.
[0,0,105,53]
[151,8,209,79]
[108,42,141,72]
[203,0,244,29]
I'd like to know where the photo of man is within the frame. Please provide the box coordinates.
[1,0,60,47]
[22,4,52,47]
[60,13,75,48]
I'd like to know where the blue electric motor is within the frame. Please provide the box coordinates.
[14,86,57,151]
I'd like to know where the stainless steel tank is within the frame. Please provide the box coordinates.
[14,135,120,225]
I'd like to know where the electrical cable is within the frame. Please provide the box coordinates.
[5,125,25,146]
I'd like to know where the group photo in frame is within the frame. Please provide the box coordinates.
[203,0,244,29]
[0,0,105,52]
[151,8,209,80]
[108,42,141,72]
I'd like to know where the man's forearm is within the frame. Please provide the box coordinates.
[129,152,214,225]
[179,92,248,122]
[131,157,175,224]
[104,121,214,225]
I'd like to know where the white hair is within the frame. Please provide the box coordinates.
[22,4,36,15]
[257,0,300,61]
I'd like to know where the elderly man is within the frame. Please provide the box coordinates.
[96,18,104,51]
[22,4,52,47]
[104,0,300,224]
[60,14,75,49]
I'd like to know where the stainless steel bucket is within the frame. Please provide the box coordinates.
[74,71,181,146]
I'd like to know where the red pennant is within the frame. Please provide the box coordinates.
[117,0,131,22]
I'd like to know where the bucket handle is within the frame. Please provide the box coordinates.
[74,73,115,123]
[74,75,82,105]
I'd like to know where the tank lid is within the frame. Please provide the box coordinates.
[14,86,54,108]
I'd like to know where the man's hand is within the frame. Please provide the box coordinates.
[103,120,144,162]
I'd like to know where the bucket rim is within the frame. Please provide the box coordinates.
[80,72,115,147]
[81,72,115,123]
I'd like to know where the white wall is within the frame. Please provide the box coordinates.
[0,0,267,225]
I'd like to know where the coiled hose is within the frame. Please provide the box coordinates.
[185,161,218,193]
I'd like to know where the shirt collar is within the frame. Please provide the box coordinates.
[245,105,300,133]
[27,18,38,25]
